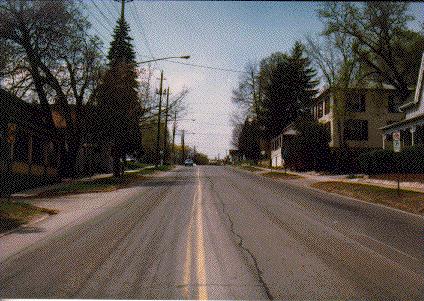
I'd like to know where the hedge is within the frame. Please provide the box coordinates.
[358,145,424,174]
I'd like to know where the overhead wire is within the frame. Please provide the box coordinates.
[130,1,160,71]
[90,0,117,28]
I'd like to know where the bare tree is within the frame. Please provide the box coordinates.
[318,2,424,101]
[0,0,105,176]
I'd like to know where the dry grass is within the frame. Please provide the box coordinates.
[311,181,424,215]
[239,165,263,172]
[0,201,57,232]
[262,171,302,180]
[370,173,424,183]
[31,166,174,198]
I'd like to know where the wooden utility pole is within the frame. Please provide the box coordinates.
[171,111,177,163]
[155,70,164,167]
[181,130,185,163]
[163,87,170,163]
[115,0,133,20]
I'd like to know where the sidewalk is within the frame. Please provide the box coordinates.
[9,165,155,199]
[0,165,175,261]
[253,166,424,193]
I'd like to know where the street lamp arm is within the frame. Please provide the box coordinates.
[137,55,190,65]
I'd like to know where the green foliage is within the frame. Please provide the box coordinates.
[358,148,396,175]
[125,161,148,170]
[258,42,318,139]
[283,115,331,171]
[398,145,424,174]
[238,119,262,162]
[193,152,209,165]
[358,146,424,175]
[96,63,141,149]
[107,17,136,66]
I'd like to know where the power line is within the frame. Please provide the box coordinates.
[139,56,247,74]
[90,0,117,28]
[130,2,160,71]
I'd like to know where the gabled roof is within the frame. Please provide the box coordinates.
[0,89,60,138]
[399,52,424,111]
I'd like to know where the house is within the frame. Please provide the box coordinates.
[269,85,409,168]
[270,124,298,167]
[0,89,62,195]
[228,149,242,164]
[380,52,424,148]
[51,104,113,176]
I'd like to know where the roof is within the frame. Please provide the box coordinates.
[313,84,415,103]
[399,52,424,111]
[1,89,50,129]
[380,112,424,132]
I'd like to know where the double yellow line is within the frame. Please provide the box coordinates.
[183,168,208,300]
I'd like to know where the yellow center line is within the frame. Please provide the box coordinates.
[195,168,208,300]
[182,167,208,300]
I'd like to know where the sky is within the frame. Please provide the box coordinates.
[85,1,424,159]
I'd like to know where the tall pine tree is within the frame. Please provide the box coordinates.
[96,10,142,176]
[258,42,318,139]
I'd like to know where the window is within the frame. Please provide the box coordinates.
[317,102,323,118]
[13,130,30,163]
[324,97,330,115]
[46,141,59,167]
[344,120,368,141]
[346,93,366,112]
[32,136,45,165]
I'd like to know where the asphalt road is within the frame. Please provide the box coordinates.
[1,166,423,299]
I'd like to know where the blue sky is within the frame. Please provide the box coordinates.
[85,1,423,158]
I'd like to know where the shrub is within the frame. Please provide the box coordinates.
[359,145,424,175]
[398,145,424,173]
[358,149,395,175]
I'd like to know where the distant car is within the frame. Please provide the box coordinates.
[184,159,194,167]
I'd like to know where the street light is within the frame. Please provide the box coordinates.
[137,55,190,65]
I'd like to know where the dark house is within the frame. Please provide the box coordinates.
[0,89,62,195]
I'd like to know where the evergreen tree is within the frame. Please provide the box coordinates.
[258,42,318,140]
[107,17,136,66]
[97,14,142,176]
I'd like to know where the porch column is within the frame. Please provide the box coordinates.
[410,126,416,146]
[382,134,386,149]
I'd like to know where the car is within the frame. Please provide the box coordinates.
[184,159,194,167]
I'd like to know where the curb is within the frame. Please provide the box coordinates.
[231,166,424,220]
[0,213,51,239]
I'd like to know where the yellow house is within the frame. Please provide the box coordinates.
[312,85,407,149]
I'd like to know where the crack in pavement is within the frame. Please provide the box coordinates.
[206,176,274,300]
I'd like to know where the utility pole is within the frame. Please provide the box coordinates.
[181,130,185,163]
[155,70,164,167]
[163,87,170,164]
[171,111,177,163]
[115,0,132,20]
[252,70,259,117]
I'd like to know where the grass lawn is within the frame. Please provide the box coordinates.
[0,201,57,233]
[262,171,302,180]
[36,165,174,198]
[311,181,424,215]
[239,165,263,172]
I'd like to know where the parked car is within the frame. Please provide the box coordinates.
[184,159,194,167]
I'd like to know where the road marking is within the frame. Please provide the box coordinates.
[182,168,208,300]
[358,233,420,262]
[195,168,208,300]
[183,194,195,298]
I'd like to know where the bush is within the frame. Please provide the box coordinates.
[358,145,424,174]
[398,145,424,173]
[358,149,395,175]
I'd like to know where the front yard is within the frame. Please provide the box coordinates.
[0,201,57,233]
[312,181,424,215]
[0,165,174,233]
